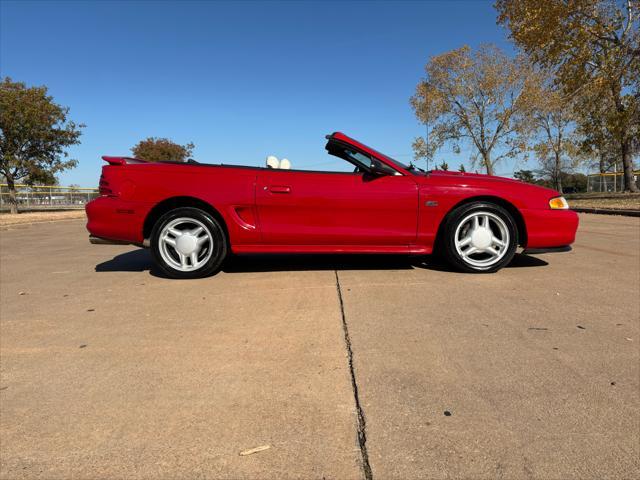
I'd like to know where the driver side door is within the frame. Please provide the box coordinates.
[255,167,418,246]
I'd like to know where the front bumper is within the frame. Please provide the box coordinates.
[521,209,579,249]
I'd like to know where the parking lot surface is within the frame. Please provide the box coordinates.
[1,213,639,479]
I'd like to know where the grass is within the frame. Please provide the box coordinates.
[0,210,86,226]
[566,193,640,211]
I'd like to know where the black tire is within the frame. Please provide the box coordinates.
[150,207,228,279]
[440,202,518,273]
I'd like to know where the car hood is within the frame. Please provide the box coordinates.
[419,170,559,195]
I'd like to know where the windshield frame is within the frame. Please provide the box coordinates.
[326,133,425,176]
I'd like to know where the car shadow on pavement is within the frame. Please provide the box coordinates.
[223,254,417,272]
[95,248,548,276]
[95,248,155,273]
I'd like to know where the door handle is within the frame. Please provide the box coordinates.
[269,185,291,194]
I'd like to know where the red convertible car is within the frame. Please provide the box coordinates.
[86,132,578,278]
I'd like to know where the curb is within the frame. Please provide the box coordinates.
[572,207,640,217]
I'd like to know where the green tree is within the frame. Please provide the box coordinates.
[458,164,467,172]
[560,172,589,193]
[496,0,640,191]
[532,171,588,192]
[410,44,539,175]
[439,161,449,171]
[514,169,537,184]
[132,137,194,163]
[0,78,83,214]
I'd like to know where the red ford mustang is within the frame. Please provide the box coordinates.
[86,132,578,278]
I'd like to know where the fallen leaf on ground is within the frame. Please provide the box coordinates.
[239,445,270,456]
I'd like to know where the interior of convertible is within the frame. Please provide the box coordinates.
[263,138,403,175]
[180,136,418,175]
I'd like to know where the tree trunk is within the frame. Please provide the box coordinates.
[621,138,638,192]
[6,173,18,214]
[610,82,638,193]
[554,152,563,193]
[599,154,606,174]
[482,152,494,176]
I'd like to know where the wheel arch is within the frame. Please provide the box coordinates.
[434,195,527,251]
[143,196,229,244]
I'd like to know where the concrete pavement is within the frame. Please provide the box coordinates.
[340,215,640,479]
[1,213,638,479]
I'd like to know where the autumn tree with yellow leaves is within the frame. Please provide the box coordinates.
[529,82,583,193]
[410,44,540,176]
[496,0,639,191]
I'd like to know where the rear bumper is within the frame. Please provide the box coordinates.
[85,196,147,244]
[89,235,133,245]
[521,209,579,249]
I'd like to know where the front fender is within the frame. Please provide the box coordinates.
[417,185,525,248]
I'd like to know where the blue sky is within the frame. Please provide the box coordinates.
[1,0,518,186]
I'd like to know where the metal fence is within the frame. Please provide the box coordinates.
[587,171,640,192]
[0,184,99,211]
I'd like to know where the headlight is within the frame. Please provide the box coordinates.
[549,196,569,210]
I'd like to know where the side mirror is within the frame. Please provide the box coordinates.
[369,159,393,176]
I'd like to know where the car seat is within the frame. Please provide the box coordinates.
[266,156,279,169]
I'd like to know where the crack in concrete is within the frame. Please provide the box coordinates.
[335,270,373,480]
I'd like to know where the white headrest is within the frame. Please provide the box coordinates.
[280,158,291,169]
[266,155,279,169]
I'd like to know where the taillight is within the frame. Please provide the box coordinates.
[99,174,115,196]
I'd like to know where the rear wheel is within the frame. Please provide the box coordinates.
[441,202,517,273]
[150,207,227,279]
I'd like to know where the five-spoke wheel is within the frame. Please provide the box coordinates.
[441,202,517,273]
[158,218,213,271]
[151,207,227,279]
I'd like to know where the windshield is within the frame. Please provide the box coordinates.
[321,136,427,174]
[381,153,425,173]
[352,140,426,174]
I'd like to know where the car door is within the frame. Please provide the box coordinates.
[255,168,418,246]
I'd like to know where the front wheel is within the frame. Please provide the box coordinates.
[441,202,518,273]
[150,207,228,279]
